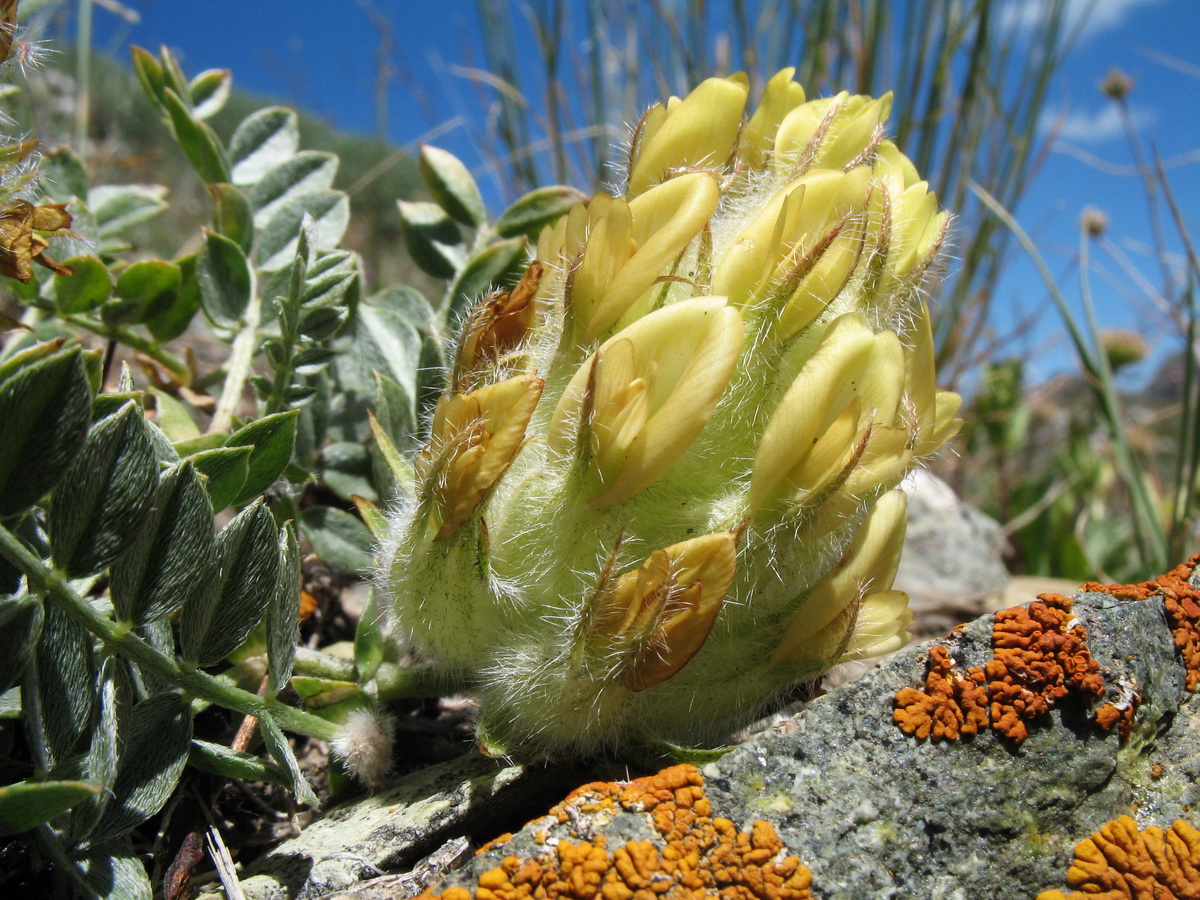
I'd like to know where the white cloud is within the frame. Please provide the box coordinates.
[1001,0,1168,39]
[1039,103,1156,143]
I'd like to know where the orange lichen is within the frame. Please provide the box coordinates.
[1093,702,1138,742]
[1149,764,1164,780]
[894,594,1121,744]
[893,645,987,740]
[417,765,815,900]
[1082,554,1200,691]
[1036,815,1200,899]
[987,594,1107,741]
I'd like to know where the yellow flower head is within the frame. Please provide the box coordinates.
[385,70,961,758]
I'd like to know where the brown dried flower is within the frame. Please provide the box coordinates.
[0,199,74,283]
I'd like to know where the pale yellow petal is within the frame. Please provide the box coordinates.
[749,313,876,515]
[711,182,806,307]
[628,102,669,176]
[770,489,907,662]
[591,300,744,506]
[818,93,891,170]
[741,68,807,168]
[857,331,906,425]
[916,390,963,457]
[839,426,913,498]
[589,339,650,479]
[580,173,720,342]
[570,195,635,337]
[782,397,863,499]
[774,223,866,340]
[874,141,920,190]
[842,589,913,660]
[628,74,749,196]
[773,93,845,170]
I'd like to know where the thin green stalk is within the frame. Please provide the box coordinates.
[62,314,192,385]
[972,181,1168,570]
[209,288,262,433]
[1153,152,1200,554]
[290,634,468,701]
[0,523,341,743]
[373,660,470,701]
[74,0,93,151]
[1078,224,1162,566]
[1173,306,1200,557]
[293,646,358,681]
[1117,98,1174,297]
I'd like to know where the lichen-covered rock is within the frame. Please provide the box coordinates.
[414,765,816,900]
[893,592,1124,744]
[205,755,582,900]
[417,562,1200,900]
[235,562,1200,899]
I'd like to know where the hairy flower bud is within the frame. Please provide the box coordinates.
[382,70,962,758]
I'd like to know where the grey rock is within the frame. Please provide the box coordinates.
[421,574,1200,900]
[898,470,1012,636]
[209,753,586,900]
[224,569,1199,900]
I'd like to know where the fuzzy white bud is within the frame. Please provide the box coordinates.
[330,709,396,789]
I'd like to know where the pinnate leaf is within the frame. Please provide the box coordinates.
[198,229,253,328]
[0,780,99,836]
[0,345,92,517]
[48,401,157,578]
[225,409,300,504]
[420,144,485,227]
[89,692,192,841]
[179,500,280,666]
[495,185,586,238]
[110,461,216,625]
[229,106,300,186]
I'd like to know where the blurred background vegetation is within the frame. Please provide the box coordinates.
[10,0,1200,583]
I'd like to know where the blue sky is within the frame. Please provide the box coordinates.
[82,0,1200,385]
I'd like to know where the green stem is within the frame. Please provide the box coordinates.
[209,291,263,434]
[0,524,340,743]
[971,182,1169,571]
[63,315,192,385]
[293,646,357,681]
[286,644,469,706]
[262,333,296,418]
[189,738,289,786]
[74,0,93,151]
[374,661,470,702]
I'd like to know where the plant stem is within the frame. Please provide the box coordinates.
[293,646,357,681]
[0,524,341,743]
[209,292,263,433]
[63,315,192,385]
[972,182,1169,571]
[74,0,93,152]
[374,661,469,701]
[290,649,464,703]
